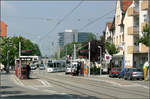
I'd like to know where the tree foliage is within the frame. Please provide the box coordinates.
[0,36,41,66]
[105,41,118,56]
[86,33,96,42]
[139,24,150,47]
[59,42,82,59]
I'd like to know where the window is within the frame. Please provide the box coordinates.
[48,63,53,68]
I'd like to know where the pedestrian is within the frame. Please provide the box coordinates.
[26,62,31,79]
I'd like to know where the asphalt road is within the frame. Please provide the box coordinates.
[0,70,149,99]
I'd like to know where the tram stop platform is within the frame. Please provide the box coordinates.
[13,75,50,88]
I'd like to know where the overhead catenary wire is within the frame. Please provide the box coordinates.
[79,8,115,31]
[39,0,84,41]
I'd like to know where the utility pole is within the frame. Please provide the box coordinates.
[88,42,90,77]
[6,40,10,73]
[73,44,76,60]
[148,0,150,80]
[98,46,102,75]
[19,42,21,57]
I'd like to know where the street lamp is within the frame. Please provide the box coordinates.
[122,42,126,70]
[98,46,102,75]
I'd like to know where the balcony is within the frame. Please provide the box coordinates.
[141,0,148,10]
[128,26,139,35]
[141,22,149,31]
[127,46,139,54]
[128,7,139,16]
[140,44,148,53]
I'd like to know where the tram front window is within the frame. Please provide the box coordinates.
[48,63,53,68]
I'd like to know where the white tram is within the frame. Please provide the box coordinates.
[46,60,66,73]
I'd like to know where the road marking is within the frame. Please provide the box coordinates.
[37,79,51,87]
[42,89,57,93]
[11,75,24,86]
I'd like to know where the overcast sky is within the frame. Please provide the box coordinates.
[1,1,116,56]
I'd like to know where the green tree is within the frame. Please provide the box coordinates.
[86,33,96,41]
[0,36,41,66]
[139,24,150,47]
[59,42,82,59]
[105,41,118,55]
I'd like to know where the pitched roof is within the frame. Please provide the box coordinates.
[106,22,112,30]
[121,0,133,12]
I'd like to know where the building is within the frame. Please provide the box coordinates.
[0,21,7,38]
[58,29,90,46]
[78,32,90,42]
[109,0,149,69]
[104,22,112,41]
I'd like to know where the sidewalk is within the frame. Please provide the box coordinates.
[12,74,50,88]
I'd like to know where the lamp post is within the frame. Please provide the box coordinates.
[71,57,72,76]
[98,46,102,75]
[122,42,126,70]
[88,42,90,77]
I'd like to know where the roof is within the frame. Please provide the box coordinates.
[106,22,112,30]
[110,17,115,31]
[121,0,133,12]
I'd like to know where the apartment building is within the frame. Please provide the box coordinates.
[105,22,112,41]
[0,21,7,38]
[109,0,149,69]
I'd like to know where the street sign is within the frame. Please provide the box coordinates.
[105,54,112,64]
[21,49,32,55]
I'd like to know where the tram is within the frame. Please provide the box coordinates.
[15,57,32,79]
[46,60,66,73]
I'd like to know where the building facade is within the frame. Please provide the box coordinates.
[0,21,7,38]
[109,0,149,69]
[58,29,90,46]
[105,22,112,41]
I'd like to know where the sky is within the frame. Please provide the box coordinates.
[1,1,116,57]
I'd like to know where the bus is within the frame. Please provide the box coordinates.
[46,60,66,73]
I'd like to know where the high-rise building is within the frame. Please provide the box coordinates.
[78,32,89,42]
[58,29,90,47]
[0,21,7,38]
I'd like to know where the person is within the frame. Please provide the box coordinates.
[26,62,31,79]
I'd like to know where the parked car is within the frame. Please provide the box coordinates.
[124,68,144,80]
[109,67,121,78]
[118,68,128,79]
[39,64,45,70]
[30,64,36,70]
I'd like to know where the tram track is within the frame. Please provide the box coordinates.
[35,72,149,98]
[38,72,149,98]
[57,75,149,95]
[40,76,120,99]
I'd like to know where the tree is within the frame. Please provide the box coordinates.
[0,36,41,66]
[139,24,150,47]
[86,33,96,42]
[59,42,82,59]
[105,41,118,56]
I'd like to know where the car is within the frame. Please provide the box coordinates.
[38,64,45,70]
[30,64,36,70]
[124,68,144,80]
[118,68,128,79]
[109,67,121,78]
[65,64,76,75]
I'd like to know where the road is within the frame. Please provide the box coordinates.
[0,70,149,99]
